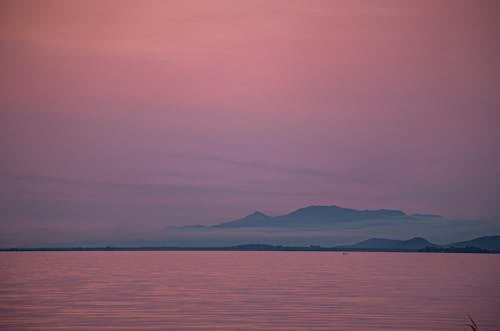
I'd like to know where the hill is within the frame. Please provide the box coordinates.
[345,237,438,250]
[448,235,500,251]
[213,211,272,228]
[206,205,413,229]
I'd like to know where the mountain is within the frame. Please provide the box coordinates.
[342,235,500,252]
[177,205,499,247]
[448,235,500,251]
[345,237,438,250]
[213,211,272,228]
[273,205,410,225]
[208,205,412,229]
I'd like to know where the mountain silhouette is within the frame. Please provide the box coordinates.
[213,211,272,228]
[207,205,412,229]
[448,235,500,250]
[345,237,438,250]
[177,205,500,248]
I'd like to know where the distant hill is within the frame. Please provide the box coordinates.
[448,236,500,251]
[273,206,410,226]
[344,237,438,250]
[341,235,500,252]
[213,211,272,228]
[204,205,413,229]
[177,205,498,249]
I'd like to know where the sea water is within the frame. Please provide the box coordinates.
[1,251,499,330]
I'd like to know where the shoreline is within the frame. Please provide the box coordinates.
[1,245,497,254]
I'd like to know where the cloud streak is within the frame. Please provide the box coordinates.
[168,152,346,179]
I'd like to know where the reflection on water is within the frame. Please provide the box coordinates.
[0,252,499,330]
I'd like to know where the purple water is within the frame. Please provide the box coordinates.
[1,252,499,330]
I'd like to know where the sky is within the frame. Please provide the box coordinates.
[1,0,499,246]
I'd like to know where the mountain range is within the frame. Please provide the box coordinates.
[339,235,500,251]
[202,205,417,229]
[4,235,498,252]
[343,237,438,250]
[174,204,500,248]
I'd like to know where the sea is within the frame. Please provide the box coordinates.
[1,251,499,330]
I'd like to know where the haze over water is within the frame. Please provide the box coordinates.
[1,251,499,330]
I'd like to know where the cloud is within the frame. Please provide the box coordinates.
[0,174,328,205]
[168,151,345,179]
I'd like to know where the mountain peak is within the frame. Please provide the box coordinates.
[248,211,267,217]
[285,205,349,217]
[212,210,271,228]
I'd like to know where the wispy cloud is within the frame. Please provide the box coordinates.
[0,172,326,200]
[168,152,344,179]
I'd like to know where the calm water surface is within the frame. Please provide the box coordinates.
[0,252,499,330]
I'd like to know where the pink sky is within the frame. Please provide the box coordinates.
[1,0,499,245]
